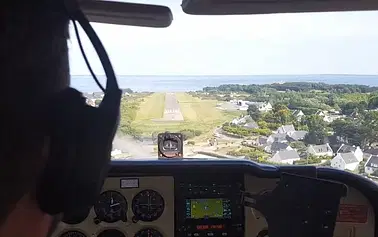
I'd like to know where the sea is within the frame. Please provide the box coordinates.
[71,75,378,93]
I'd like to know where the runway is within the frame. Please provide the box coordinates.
[162,93,184,121]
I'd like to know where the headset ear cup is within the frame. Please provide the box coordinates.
[36,88,91,215]
[36,87,120,215]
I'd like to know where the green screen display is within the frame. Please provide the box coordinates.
[190,199,224,219]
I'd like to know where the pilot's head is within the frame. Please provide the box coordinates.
[0,3,70,237]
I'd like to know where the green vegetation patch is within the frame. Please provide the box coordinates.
[135,93,165,120]
[131,93,242,139]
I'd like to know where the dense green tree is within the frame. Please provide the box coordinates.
[368,95,378,109]
[247,104,261,121]
[272,103,288,114]
[304,115,327,145]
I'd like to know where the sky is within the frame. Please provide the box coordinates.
[68,0,378,75]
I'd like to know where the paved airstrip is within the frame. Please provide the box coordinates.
[161,93,184,121]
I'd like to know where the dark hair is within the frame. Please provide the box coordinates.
[0,4,70,224]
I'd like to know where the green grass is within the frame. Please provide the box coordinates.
[135,93,165,120]
[131,92,242,137]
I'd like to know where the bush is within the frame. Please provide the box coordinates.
[180,129,203,140]
[251,128,272,136]
[187,141,196,145]
[222,124,271,137]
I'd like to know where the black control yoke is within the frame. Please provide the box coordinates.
[242,172,347,237]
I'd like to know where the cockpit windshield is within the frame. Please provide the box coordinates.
[69,0,378,179]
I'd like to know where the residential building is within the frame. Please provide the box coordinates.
[337,144,363,162]
[267,133,288,144]
[365,156,378,175]
[248,102,273,112]
[265,142,293,154]
[234,100,272,112]
[308,143,333,157]
[286,131,308,142]
[276,125,295,134]
[269,150,301,165]
[244,121,259,129]
[331,153,360,171]
[231,115,252,125]
[231,115,259,129]
[323,114,345,123]
[257,136,268,147]
[363,148,378,160]
[292,110,305,121]
[315,110,326,117]
[364,148,378,156]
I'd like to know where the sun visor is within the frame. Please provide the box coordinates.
[80,1,173,27]
[181,0,378,15]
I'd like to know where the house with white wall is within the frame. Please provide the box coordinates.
[276,125,295,134]
[308,143,333,157]
[269,150,301,165]
[365,156,378,175]
[337,144,363,162]
[331,153,360,171]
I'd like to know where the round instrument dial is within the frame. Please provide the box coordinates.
[94,191,127,223]
[134,228,163,237]
[59,230,86,237]
[158,133,183,158]
[132,189,165,222]
[98,229,126,237]
[62,208,90,225]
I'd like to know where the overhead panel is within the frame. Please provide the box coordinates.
[181,0,378,15]
[80,0,173,27]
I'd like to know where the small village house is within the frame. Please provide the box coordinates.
[331,153,360,171]
[269,150,301,165]
[364,156,378,175]
[307,143,333,157]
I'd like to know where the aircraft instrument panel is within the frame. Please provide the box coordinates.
[52,160,376,237]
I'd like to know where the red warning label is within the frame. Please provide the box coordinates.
[337,204,368,223]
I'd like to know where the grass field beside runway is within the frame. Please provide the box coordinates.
[131,92,241,138]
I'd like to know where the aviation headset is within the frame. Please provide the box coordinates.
[35,0,122,215]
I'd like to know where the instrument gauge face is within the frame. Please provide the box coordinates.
[59,231,86,237]
[158,133,183,158]
[94,191,128,223]
[162,139,179,152]
[132,189,165,222]
[98,229,126,237]
[134,228,163,237]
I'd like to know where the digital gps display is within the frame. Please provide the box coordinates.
[185,198,231,219]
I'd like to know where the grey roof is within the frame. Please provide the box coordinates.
[244,121,259,129]
[258,136,268,145]
[293,110,304,116]
[364,149,378,156]
[270,142,290,153]
[278,125,295,133]
[287,131,308,141]
[233,115,256,126]
[338,144,357,153]
[271,150,300,161]
[366,156,378,168]
[268,133,287,143]
[340,153,359,164]
[309,144,333,154]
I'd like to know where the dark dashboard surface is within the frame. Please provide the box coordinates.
[52,159,377,237]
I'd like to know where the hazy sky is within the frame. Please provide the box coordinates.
[68,0,378,75]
